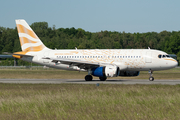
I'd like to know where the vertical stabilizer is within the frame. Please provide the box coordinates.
[15,19,48,53]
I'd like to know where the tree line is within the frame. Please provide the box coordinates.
[0,21,180,66]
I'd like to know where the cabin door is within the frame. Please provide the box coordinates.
[145,51,152,63]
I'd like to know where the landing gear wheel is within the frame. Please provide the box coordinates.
[149,76,154,81]
[99,77,107,81]
[85,75,93,81]
[148,69,154,81]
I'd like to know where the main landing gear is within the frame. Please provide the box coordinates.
[99,76,107,81]
[85,75,107,81]
[85,75,93,81]
[149,70,154,81]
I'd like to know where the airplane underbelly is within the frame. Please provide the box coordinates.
[126,60,146,70]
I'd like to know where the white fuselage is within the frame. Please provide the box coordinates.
[14,19,178,81]
[21,49,178,72]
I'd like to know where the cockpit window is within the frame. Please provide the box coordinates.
[158,54,162,58]
[158,54,172,59]
[166,55,170,58]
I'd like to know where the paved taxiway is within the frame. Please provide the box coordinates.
[0,79,180,85]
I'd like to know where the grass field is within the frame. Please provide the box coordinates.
[0,67,180,79]
[0,84,180,120]
[0,68,180,119]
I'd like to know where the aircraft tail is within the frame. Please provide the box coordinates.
[15,19,48,53]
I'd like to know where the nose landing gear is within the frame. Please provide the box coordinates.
[149,69,154,81]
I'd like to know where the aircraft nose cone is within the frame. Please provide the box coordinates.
[166,59,178,69]
[175,60,178,66]
[172,60,178,67]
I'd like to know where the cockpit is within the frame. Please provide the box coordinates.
[158,54,178,61]
[158,54,171,58]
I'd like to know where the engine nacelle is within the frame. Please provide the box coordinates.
[119,71,140,77]
[92,65,120,77]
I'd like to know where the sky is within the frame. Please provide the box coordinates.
[0,0,180,33]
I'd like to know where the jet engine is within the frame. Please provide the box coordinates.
[119,71,140,76]
[92,65,120,77]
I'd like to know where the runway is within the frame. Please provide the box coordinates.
[0,79,180,85]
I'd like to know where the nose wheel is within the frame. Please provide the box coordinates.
[149,76,154,81]
[149,70,154,81]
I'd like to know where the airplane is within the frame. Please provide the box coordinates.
[13,19,178,81]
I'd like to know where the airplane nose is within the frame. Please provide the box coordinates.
[175,60,178,66]
[166,59,178,69]
[173,60,178,67]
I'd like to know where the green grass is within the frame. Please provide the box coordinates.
[0,84,180,120]
[0,68,180,119]
[0,68,180,79]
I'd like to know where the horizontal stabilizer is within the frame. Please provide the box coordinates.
[13,51,33,59]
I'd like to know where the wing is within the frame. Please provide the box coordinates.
[42,57,110,69]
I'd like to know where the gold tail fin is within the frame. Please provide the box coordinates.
[15,19,47,52]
